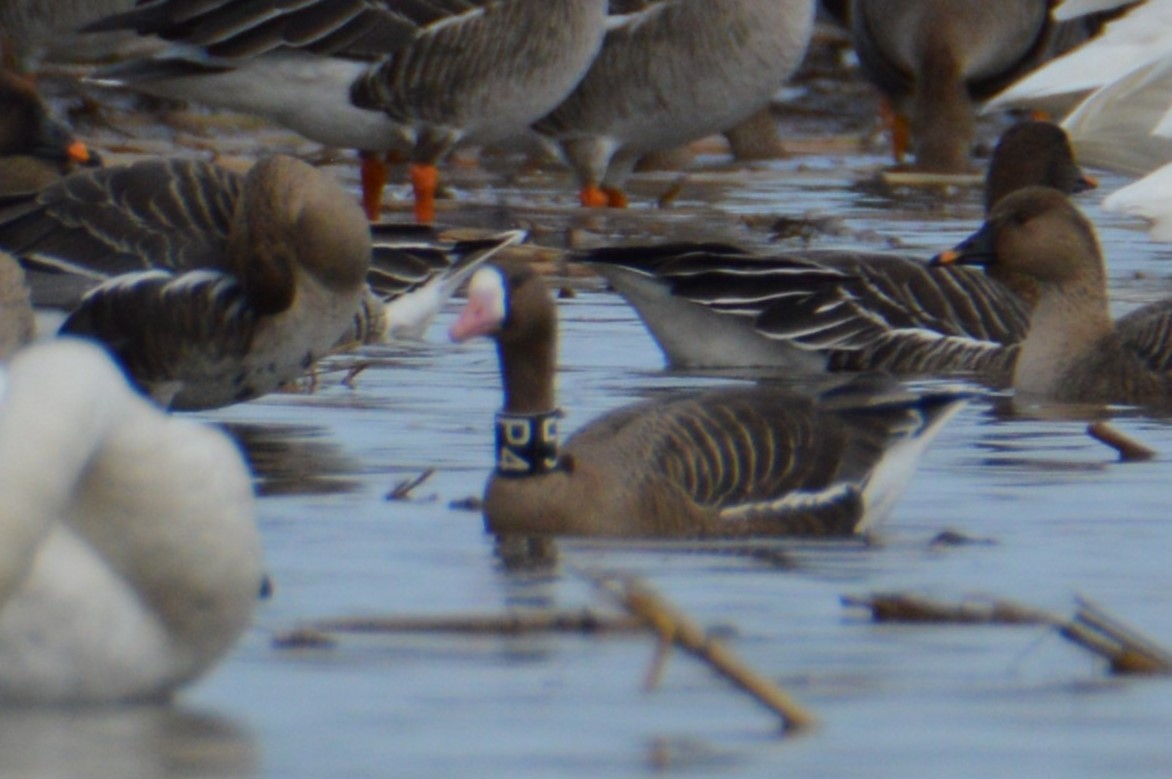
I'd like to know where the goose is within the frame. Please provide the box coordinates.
[88,0,608,223]
[575,120,1093,377]
[0,156,524,391]
[0,68,95,195]
[848,0,1106,172]
[0,338,264,703]
[932,186,1172,406]
[0,155,372,410]
[532,0,815,208]
[450,262,966,538]
[0,251,33,358]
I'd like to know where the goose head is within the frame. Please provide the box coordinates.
[933,186,1106,291]
[450,262,558,415]
[226,156,371,315]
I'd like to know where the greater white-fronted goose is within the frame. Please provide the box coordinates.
[0,68,95,194]
[933,186,1172,406]
[576,121,1093,378]
[0,155,371,410]
[0,250,33,358]
[533,0,815,208]
[450,262,966,538]
[849,0,1103,172]
[89,0,608,223]
[0,157,524,348]
[0,338,264,703]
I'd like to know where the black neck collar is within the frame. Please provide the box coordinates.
[494,409,562,477]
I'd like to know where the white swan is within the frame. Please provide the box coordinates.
[0,339,264,703]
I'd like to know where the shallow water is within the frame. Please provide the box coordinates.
[14,87,1172,778]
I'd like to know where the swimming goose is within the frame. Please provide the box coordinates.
[0,251,33,358]
[0,68,95,195]
[0,338,264,703]
[576,121,1092,377]
[933,186,1172,406]
[848,0,1098,172]
[0,156,524,348]
[450,262,966,538]
[0,155,372,410]
[532,0,815,208]
[90,1,608,223]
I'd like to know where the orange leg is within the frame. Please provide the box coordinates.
[410,162,438,225]
[580,184,609,208]
[359,151,388,222]
[602,187,629,209]
[879,98,910,164]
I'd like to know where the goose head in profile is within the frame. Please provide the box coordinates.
[933,187,1172,406]
[0,339,264,703]
[0,68,96,194]
[450,262,967,539]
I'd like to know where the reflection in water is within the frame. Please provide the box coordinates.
[0,705,259,779]
[221,423,363,497]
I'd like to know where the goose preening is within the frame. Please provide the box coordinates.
[449,262,967,538]
[933,186,1172,407]
[0,155,371,410]
[0,339,264,703]
[848,0,1106,172]
[0,68,96,195]
[532,0,815,208]
[87,0,608,223]
[0,156,525,406]
[575,121,1093,378]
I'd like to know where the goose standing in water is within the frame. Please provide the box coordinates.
[0,339,264,703]
[576,121,1094,378]
[0,155,372,410]
[933,187,1172,407]
[89,0,608,223]
[533,0,816,208]
[449,262,966,539]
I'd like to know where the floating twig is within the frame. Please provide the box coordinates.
[385,468,435,501]
[597,574,817,732]
[842,592,1058,625]
[1086,422,1156,462]
[272,609,642,647]
[1060,596,1172,675]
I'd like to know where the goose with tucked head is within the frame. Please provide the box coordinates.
[0,339,264,703]
[450,262,966,539]
[4,155,371,410]
[934,186,1172,406]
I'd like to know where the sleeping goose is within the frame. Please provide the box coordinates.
[576,120,1093,378]
[0,156,524,378]
[0,155,371,410]
[848,0,1104,172]
[0,338,263,703]
[449,261,967,538]
[89,0,608,223]
[532,0,815,208]
[0,68,96,195]
[933,186,1172,407]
